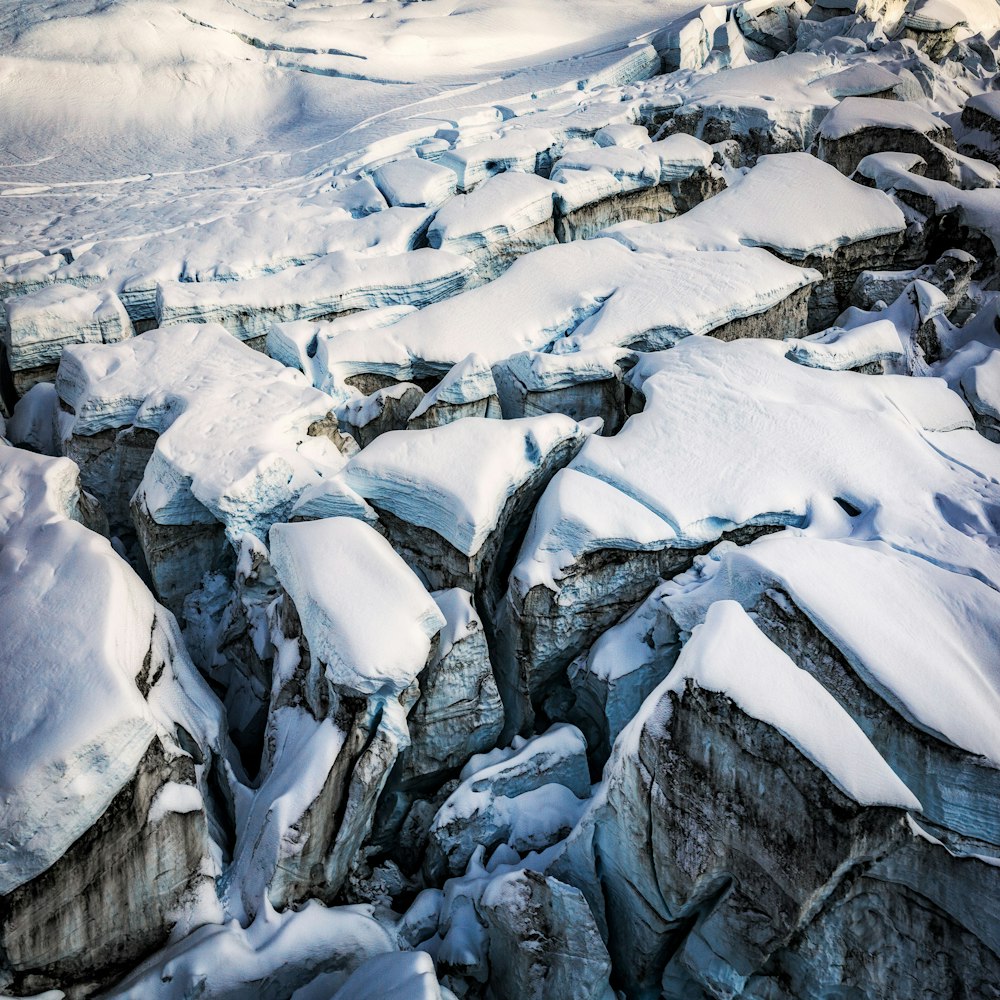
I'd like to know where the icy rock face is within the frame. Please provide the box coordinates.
[0,445,227,997]
[57,324,348,612]
[341,414,593,602]
[815,95,955,178]
[576,601,920,998]
[3,285,131,394]
[424,725,591,882]
[477,870,613,1000]
[400,589,504,786]
[228,518,445,916]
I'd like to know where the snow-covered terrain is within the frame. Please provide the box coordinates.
[4,0,1000,996]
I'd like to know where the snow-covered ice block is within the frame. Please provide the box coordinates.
[0,445,225,991]
[427,172,557,279]
[500,333,994,734]
[609,152,905,263]
[331,951,446,1000]
[961,349,1000,441]
[313,239,818,392]
[341,381,424,448]
[784,319,905,370]
[609,151,906,327]
[408,353,502,429]
[578,593,920,997]
[269,517,445,699]
[57,324,348,609]
[665,531,1000,846]
[341,414,592,594]
[437,128,555,192]
[372,158,458,210]
[156,249,474,343]
[424,724,590,880]
[3,284,131,393]
[493,347,629,431]
[816,96,953,178]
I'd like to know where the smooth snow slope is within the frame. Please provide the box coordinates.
[0,0,720,257]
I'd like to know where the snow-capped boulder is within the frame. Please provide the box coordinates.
[57,324,349,613]
[478,870,613,1000]
[424,725,591,881]
[3,284,131,395]
[0,445,227,996]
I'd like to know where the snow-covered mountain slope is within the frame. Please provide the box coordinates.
[4,0,1000,997]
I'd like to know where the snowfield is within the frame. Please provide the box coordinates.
[4,0,1000,997]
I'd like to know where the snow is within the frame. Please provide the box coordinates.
[106,900,395,999]
[663,535,1000,767]
[7,381,60,455]
[330,951,443,1000]
[0,446,157,894]
[57,323,347,540]
[312,239,817,391]
[784,320,905,371]
[268,518,446,697]
[660,601,920,809]
[904,0,969,31]
[817,96,948,141]
[407,353,500,421]
[156,248,473,343]
[342,414,589,556]
[608,152,906,260]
